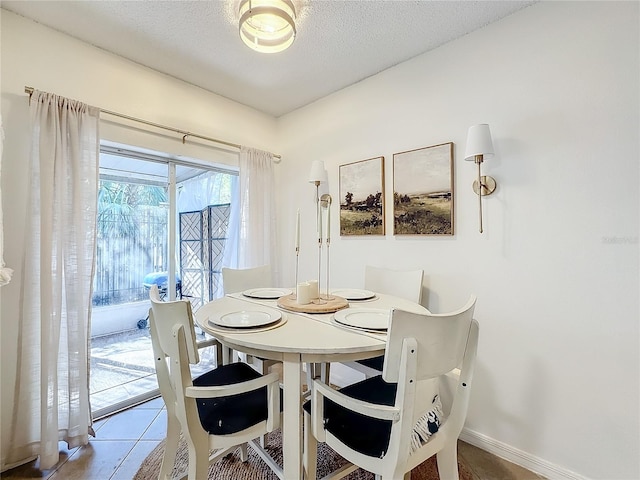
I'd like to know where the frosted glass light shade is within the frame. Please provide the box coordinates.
[464,124,494,161]
[308,160,327,183]
[239,0,296,54]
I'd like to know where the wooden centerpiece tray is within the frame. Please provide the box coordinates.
[277,294,349,314]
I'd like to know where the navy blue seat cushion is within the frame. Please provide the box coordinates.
[356,354,384,372]
[193,362,279,435]
[303,376,396,458]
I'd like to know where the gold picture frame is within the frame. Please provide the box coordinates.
[339,156,385,236]
[393,142,454,235]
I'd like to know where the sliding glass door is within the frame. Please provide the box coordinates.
[90,145,236,418]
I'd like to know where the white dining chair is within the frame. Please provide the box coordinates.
[343,265,425,379]
[221,265,280,376]
[222,265,272,296]
[149,283,222,366]
[148,285,282,480]
[364,265,424,304]
[304,296,478,480]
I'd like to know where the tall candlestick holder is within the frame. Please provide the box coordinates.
[308,160,328,305]
[313,237,326,304]
[325,238,333,300]
[312,189,326,304]
[320,194,333,300]
[293,246,299,300]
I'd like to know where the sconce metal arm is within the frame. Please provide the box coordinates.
[472,154,497,234]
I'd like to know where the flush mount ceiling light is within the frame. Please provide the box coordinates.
[238,0,296,53]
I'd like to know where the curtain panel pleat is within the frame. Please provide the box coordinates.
[7,91,99,470]
[0,114,13,286]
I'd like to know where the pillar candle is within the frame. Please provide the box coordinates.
[307,279,319,299]
[296,282,312,304]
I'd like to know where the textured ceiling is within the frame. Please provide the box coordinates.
[3,0,536,117]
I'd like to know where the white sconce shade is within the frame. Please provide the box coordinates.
[308,160,328,184]
[464,124,494,161]
[239,0,296,54]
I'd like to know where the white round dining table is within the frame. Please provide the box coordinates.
[195,291,429,479]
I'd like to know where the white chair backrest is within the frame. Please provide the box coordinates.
[148,303,205,455]
[382,295,476,383]
[222,265,272,294]
[148,284,200,364]
[364,265,423,304]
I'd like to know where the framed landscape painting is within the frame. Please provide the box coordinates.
[393,142,454,235]
[339,156,385,236]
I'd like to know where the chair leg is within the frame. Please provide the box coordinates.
[239,442,249,462]
[308,363,330,385]
[320,362,331,384]
[159,413,180,480]
[258,358,269,447]
[222,346,235,365]
[186,438,210,480]
[215,341,223,367]
[303,411,317,480]
[436,442,460,480]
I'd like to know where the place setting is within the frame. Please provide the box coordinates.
[207,307,287,334]
[331,307,390,335]
[242,287,292,300]
[330,288,376,302]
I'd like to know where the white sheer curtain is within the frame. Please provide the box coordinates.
[237,147,276,276]
[222,175,240,269]
[176,170,234,212]
[7,91,99,470]
[178,170,240,281]
[0,113,13,286]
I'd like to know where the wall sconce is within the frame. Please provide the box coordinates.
[464,124,496,233]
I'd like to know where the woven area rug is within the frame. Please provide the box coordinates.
[134,430,473,480]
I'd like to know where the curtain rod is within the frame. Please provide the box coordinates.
[24,86,281,162]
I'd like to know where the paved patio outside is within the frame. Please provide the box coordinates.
[90,326,217,415]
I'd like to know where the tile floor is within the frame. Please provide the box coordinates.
[2,402,546,479]
[1,396,166,480]
[3,362,546,480]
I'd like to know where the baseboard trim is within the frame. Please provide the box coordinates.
[459,428,590,480]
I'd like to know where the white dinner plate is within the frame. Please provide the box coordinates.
[334,308,389,330]
[242,288,292,299]
[210,310,282,328]
[331,288,376,301]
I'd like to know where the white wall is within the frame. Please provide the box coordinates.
[276,2,639,479]
[1,2,638,479]
[0,9,279,469]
